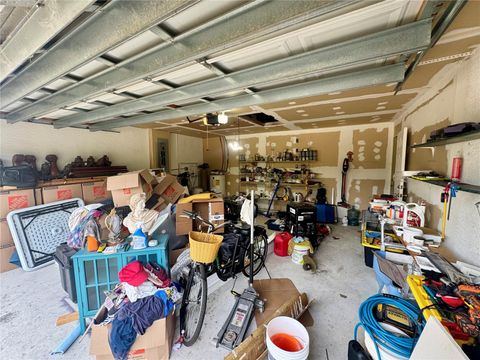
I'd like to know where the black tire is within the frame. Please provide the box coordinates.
[242,234,268,278]
[180,263,207,346]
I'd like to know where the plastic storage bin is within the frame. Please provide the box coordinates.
[53,243,78,303]
[316,204,335,223]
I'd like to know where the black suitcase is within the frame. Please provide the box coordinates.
[53,243,78,303]
[0,165,37,188]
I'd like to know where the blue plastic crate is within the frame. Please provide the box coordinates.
[73,234,168,332]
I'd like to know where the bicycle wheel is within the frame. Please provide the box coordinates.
[180,263,207,346]
[242,234,268,277]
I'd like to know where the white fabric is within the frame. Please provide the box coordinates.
[240,199,253,226]
[123,280,157,302]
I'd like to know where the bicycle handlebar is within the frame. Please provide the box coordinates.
[181,210,230,232]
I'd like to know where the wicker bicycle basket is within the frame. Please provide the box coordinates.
[188,231,223,264]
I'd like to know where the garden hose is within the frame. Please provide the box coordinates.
[354,294,425,360]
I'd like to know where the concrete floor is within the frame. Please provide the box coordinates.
[0,225,377,359]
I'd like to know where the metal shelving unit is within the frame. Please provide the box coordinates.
[411,130,480,148]
[408,177,480,194]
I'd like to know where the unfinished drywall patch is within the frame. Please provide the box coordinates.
[228,137,259,164]
[352,128,388,169]
[225,174,240,196]
[348,179,385,208]
[407,118,450,174]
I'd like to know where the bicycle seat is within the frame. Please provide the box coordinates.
[232,223,251,237]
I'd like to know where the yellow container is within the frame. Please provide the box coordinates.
[407,275,443,321]
[188,231,223,264]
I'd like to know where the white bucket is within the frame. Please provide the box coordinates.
[266,316,309,360]
[291,244,310,265]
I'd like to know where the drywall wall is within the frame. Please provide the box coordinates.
[393,49,480,264]
[169,133,204,173]
[222,122,394,211]
[203,136,224,170]
[0,120,150,170]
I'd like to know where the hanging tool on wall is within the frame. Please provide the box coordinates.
[338,151,353,208]
[447,183,458,220]
[441,183,450,240]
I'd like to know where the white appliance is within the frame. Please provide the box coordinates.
[210,174,225,195]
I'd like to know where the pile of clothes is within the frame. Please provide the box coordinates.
[96,260,181,360]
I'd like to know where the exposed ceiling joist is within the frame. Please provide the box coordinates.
[4,0,368,123]
[89,64,405,131]
[0,0,198,109]
[54,19,431,129]
[0,0,96,81]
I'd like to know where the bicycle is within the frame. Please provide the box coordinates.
[178,210,268,346]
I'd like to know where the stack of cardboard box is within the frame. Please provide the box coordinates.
[0,177,113,273]
[106,170,184,210]
[0,188,38,272]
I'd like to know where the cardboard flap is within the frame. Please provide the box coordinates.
[253,278,314,327]
[107,171,142,191]
[140,170,157,187]
[90,317,168,356]
[153,175,176,196]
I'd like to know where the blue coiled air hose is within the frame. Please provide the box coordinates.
[354,294,425,360]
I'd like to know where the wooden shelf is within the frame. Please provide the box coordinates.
[411,130,480,148]
[408,177,480,194]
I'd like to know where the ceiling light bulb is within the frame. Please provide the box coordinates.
[218,112,228,124]
[229,141,243,151]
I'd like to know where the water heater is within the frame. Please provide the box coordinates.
[210,175,225,195]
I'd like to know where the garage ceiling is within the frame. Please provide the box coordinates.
[1,0,479,137]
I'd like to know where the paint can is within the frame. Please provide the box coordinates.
[266,316,309,360]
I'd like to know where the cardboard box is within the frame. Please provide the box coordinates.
[35,188,43,205]
[0,218,14,247]
[153,175,184,205]
[42,184,83,204]
[107,170,157,207]
[82,181,112,204]
[0,244,18,273]
[170,245,189,266]
[90,313,175,360]
[176,198,224,235]
[0,188,36,217]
